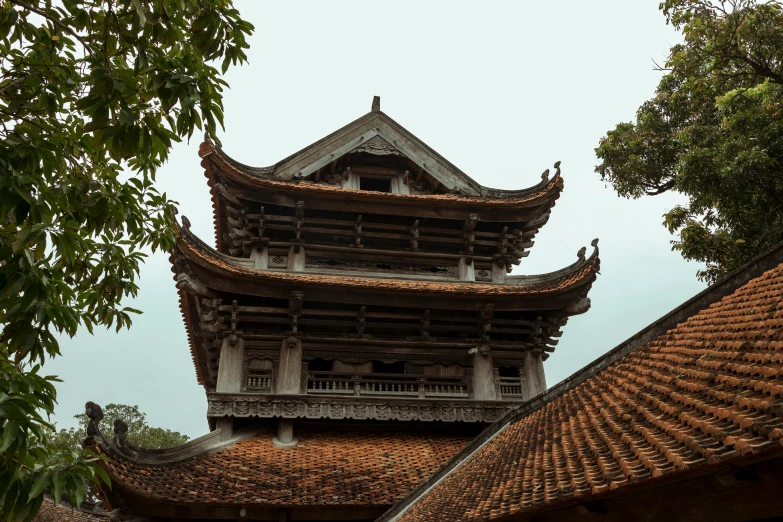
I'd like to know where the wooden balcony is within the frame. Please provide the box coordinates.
[498,376,524,398]
[307,371,469,399]
[244,368,525,401]
[246,368,274,392]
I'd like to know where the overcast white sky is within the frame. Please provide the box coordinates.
[48,0,706,437]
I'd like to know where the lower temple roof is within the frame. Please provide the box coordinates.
[383,247,783,522]
[88,424,475,515]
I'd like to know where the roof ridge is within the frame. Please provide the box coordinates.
[200,108,564,197]
[202,141,565,205]
[81,402,258,466]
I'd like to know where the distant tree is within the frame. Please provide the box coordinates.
[0,1,253,520]
[595,0,783,283]
[52,404,189,454]
[49,404,188,506]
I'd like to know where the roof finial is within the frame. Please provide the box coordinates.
[114,418,129,448]
[85,401,104,437]
[371,96,381,112]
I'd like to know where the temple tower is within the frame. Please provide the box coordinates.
[173,97,599,442]
[87,98,600,521]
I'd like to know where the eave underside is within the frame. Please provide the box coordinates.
[172,227,599,388]
[201,143,563,258]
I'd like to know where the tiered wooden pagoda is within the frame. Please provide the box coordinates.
[85,98,601,521]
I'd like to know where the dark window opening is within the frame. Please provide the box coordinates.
[405,362,426,375]
[307,358,332,372]
[372,360,405,374]
[499,366,521,378]
[360,177,392,193]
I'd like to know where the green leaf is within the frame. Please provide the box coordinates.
[0,421,19,453]
[51,473,65,504]
[0,0,253,515]
[27,473,50,502]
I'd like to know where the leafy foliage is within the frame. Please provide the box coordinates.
[595,0,783,283]
[0,349,109,521]
[53,404,189,453]
[0,1,253,519]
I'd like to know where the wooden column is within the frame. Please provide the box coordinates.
[458,257,475,281]
[273,418,298,448]
[287,246,305,271]
[250,246,268,269]
[471,346,497,400]
[343,168,360,190]
[393,174,410,195]
[216,336,244,393]
[492,262,506,283]
[215,417,234,441]
[215,336,244,441]
[276,337,303,394]
[523,349,547,399]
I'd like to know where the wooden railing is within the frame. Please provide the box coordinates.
[307,371,469,398]
[498,376,524,398]
[245,369,274,392]
[243,368,525,400]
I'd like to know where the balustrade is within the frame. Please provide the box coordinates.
[245,369,274,392]
[498,377,524,397]
[242,369,523,400]
[307,371,469,398]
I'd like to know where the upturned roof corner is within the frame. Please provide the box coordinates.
[198,103,563,198]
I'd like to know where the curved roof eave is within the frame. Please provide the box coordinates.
[199,107,563,198]
[201,141,564,207]
[173,222,599,298]
[201,141,564,249]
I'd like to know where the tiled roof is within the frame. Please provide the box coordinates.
[97,425,474,507]
[32,500,107,521]
[200,140,563,250]
[393,260,783,522]
[175,228,599,386]
[177,229,600,297]
[200,141,564,207]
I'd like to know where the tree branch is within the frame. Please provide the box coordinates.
[7,0,91,49]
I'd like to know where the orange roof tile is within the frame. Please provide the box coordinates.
[393,259,783,522]
[201,141,563,250]
[177,229,600,297]
[201,141,565,207]
[175,228,600,386]
[97,425,473,507]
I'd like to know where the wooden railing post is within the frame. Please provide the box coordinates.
[299,361,309,394]
[271,360,279,394]
[417,377,426,398]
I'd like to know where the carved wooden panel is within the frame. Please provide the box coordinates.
[206,394,517,423]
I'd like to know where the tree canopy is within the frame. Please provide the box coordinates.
[595,0,783,283]
[52,403,188,454]
[0,1,253,520]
